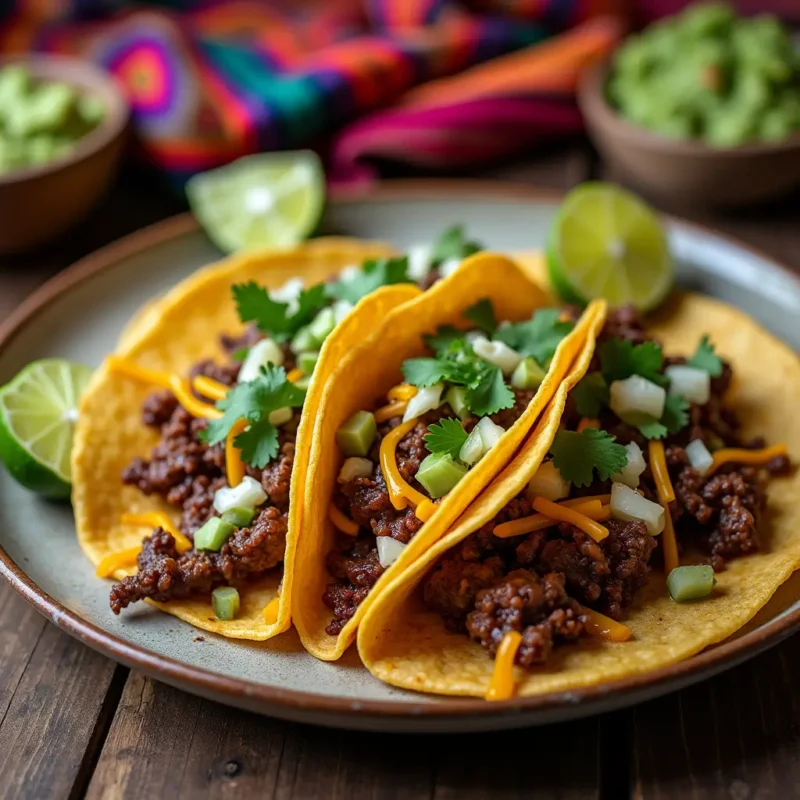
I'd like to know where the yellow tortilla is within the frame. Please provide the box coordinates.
[292,250,607,660]
[357,291,800,697]
[72,237,420,640]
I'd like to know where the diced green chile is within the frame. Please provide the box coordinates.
[298,350,320,375]
[416,452,468,499]
[290,325,318,353]
[667,565,716,602]
[336,410,377,457]
[221,507,256,528]
[511,357,546,390]
[212,586,240,620]
[445,385,470,420]
[194,517,235,551]
[308,307,336,344]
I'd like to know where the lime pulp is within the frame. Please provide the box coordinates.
[546,182,674,312]
[186,150,326,254]
[0,358,93,499]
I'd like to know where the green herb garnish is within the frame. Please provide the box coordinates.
[687,334,723,378]
[572,372,609,417]
[326,257,410,305]
[494,309,573,365]
[431,225,483,265]
[600,339,667,386]
[464,298,496,334]
[233,281,326,343]
[424,417,468,459]
[550,428,628,488]
[633,394,690,440]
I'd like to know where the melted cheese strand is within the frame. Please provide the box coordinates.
[486,630,522,701]
[95,546,141,578]
[708,444,788,476]
[379,417,429,511]
[387,384,418,402]
[374,400,409,424]
[192,375,228,401]
[581,607,632,642]
[225,418,249,488]
[121,512,192,552]
[286,367,305,384]
[328,504,360,535]
[493,500,605,539]
[531,497,610,542]
[649,440,679,574]
[263,597,281,625]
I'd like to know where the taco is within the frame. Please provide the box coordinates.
[292,252,606,660]
[357,294,798,700]
[72,229,479,640]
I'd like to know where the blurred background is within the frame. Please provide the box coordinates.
[0,0,798,283]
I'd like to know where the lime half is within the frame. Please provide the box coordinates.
[186,150,326,253]
[546,183,674,312]
[0,359,93,499]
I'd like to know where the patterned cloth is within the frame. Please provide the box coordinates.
[0,1,793,184]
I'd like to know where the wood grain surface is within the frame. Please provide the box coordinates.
[0,148,798,800]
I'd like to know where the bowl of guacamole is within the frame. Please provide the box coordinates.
[578,3,800,207]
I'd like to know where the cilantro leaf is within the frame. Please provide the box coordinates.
[424,325,463,354]
[628,395,690,440]
[572,372,609,417]
[203,365,306,468]
[424,418,468,459]
[495,309,574,365]
[550,428,629,488]
[233,281,326,342]
[466,366,514,417]
[402,358,448,388]
[326,257,410,305]
[464,298,497,334]
[600,339,667,386]
[634,417,668,440]
[231,347,250,362]
[687,334,723,378]
[431,225,483,266]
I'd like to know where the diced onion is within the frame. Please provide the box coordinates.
[609,375,666,422]
[528,461,570,502]
[403,382,444,422]
[459,427,484,466]
[686,438,714,476]
[338,457,374,483]
[439,258,462,278]
[339,264,360,282]
[271,277,304,314]
[269,407,293,426]
[610,482,665,536]
[665,365,710,405]
[376,536,407,568]
[472,337,523,376]
[476,416,505,452]
[611,442,647,488]
[406,243,433,281]
[465,330,484,345]
[213,475,267,514]
[239,338,284,382]
[331,299,354,324]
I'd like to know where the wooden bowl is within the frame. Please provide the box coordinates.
[578,59,800,209]
[0,55,129,254]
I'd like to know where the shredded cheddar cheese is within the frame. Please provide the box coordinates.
[415,499,437,522]
[577,417,600,433]
[106,356,170,387]
[708,444,788,476]
[581,607,632,642]
[649,440,679,574]
[387,384,418,402]
[379,417,430,511]
[486,630,522,701]
[263,597,281,625]
[95,546,141,578]
[192,375,228,401]
[532,497,609,542]
[225,418,249,488]
[167,375,222,419]
[493,500,605,539]
[286,367,305,384]
[328,503,359,535]
[374,400,409,424]
[562,494,611,508]
[121,512,192,553]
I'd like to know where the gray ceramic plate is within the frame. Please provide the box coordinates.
[2,182,799,733]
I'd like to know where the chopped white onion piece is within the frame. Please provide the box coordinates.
[270,277,304,314]
[403,382,444,422]
[338,264,361,282]
[476,416,505,452]
[239,338,285,382]
[472,336,523,376]
[686,438,714,477]
[665,365,710,405]
[465,330,484,345]
[439,257,461,278]
[213,475,267,514]
[269,407,293,426]
[406,243,434,281]
[611,442,647,488]
[338,457,374,483]
[376,536,407,568]
[611,482,665,536]
[332,299,354,324]
[609,375,666,422]
[459,427,485,466]
[528,461,570,502]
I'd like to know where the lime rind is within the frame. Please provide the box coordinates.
[186,150,326,254]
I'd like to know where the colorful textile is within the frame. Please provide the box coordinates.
[0,1,793,184]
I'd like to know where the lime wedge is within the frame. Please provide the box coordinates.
[546,183,674,312]
[186,150,326,253]
[0,359,93,499]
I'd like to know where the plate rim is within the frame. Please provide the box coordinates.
[1,178,799,722]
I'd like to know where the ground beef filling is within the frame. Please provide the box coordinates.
[112,329,298,612]
[322,392,534,636]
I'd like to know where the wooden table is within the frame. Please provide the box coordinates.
[1,149,799,800]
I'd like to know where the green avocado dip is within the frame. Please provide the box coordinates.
[607,2,800,147]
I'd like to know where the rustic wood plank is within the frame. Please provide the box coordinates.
[0,582,124,800]
[88,671,603,799]
[632,634,800,800]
